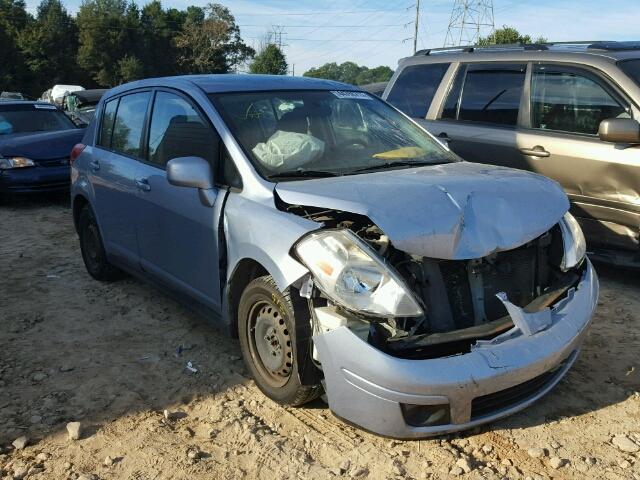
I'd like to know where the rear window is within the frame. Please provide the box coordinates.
[386,63,450,118]
[619,59,640,87]
[0,105,75,135]
[441,63,526,126]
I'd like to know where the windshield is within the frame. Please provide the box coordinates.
[619,59,640,87]
[210,90,456,180]
[0,107,76,135]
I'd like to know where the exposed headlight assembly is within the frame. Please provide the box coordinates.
[295,229,423,318]
[559,212,586,271]
[0,157,35,169]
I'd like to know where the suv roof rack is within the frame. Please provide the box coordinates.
[413,43,548,56]
[413,40,640,56]
[587,41,640,51]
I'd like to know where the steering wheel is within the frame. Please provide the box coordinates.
[334,139,368,150]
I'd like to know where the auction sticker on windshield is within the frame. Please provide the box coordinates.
[331,91,372,100]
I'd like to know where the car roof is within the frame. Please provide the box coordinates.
[400,41,640,65]
[0,101,59,110]
[106,74,359,98]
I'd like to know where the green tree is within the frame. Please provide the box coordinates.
[478,26,547,46]
[303,62,393,86]
[175,3,254,74]
[0,0,32,92]
[18,0,80,95]
[76,0,142,86]
[249,43,288,75]
[118,54,144,82]
[140,0,183,77]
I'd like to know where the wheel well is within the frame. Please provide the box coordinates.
[72,195,89,233]
[227,258,269,338]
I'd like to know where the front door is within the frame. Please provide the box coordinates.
[135,89,223,309]
[516,63,640,251]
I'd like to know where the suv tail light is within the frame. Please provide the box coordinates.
[70,143,86,165]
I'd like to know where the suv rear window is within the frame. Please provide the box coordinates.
[619,59,640,87]
[441,63,526,126]
[386,63,450,118]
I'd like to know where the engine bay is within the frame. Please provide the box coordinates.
[284,201,582,359]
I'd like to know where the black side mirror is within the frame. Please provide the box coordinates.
[598,118,640,144]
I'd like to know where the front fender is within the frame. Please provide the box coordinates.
[223,193,319,291]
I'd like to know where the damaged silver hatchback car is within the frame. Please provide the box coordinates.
[71,75,598,438]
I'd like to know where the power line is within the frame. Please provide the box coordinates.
[237,7,413,16]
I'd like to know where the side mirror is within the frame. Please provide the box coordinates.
[166,156,215,207]
[598,118,640,144]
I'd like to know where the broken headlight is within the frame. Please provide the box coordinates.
[559,212,586,271]
[295,229,423,318]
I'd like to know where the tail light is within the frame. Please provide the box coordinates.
[70,143,86,165]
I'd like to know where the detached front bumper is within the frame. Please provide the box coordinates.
[313,259,598,439]
[0,165,70,193]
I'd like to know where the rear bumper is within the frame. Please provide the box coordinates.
[0,165,70,193]
[313,259,598,439]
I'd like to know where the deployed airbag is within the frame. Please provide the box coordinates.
[252,130,324,170]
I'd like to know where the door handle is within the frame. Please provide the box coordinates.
[134,178,151,192]
[520,146,550,157]
[88,160,100,171]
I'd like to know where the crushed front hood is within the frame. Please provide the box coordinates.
[276,162,569,260]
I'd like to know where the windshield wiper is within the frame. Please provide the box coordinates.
[268,169,340,179]
[351,160,443,173]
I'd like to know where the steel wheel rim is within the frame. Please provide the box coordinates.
[247,300,293,388]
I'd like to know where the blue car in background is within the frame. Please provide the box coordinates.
[0,101,84,195]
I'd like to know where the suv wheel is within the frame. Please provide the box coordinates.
[78,204,122,281]
[238,275,321,406]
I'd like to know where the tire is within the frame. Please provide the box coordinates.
[238,275,322,406]
[78,204,122,281]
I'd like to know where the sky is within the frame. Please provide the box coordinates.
[24,0,640,74]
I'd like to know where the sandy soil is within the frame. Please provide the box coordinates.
[0,194,638,480]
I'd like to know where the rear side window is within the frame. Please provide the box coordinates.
[531,65,629,135]
[111,91,151,158]
[98,99,118,148]
[619,59,640,87]
[386,63,450,118]
[147,91,217,168]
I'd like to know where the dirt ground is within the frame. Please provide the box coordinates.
[0,194,638,480]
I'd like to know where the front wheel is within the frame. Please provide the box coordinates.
[238,275,321,406]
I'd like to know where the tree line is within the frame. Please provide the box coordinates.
[1,0,258,96]
[0,0,397,98]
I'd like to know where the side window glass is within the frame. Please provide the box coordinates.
[98,98,118,148]
[386,63,450,118]
[148,91,218,168]
[531,65,629,135]
[457,63,526,125]
[441,65,466,120]
[111,92,151,158]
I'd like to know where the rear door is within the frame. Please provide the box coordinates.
[423,62,528,168]
[516,63,640,251]
[134,89,224,310]
[90,91,151,267]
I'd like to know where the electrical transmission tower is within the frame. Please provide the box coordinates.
[271,25,287,49]
[443,0,495,47]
